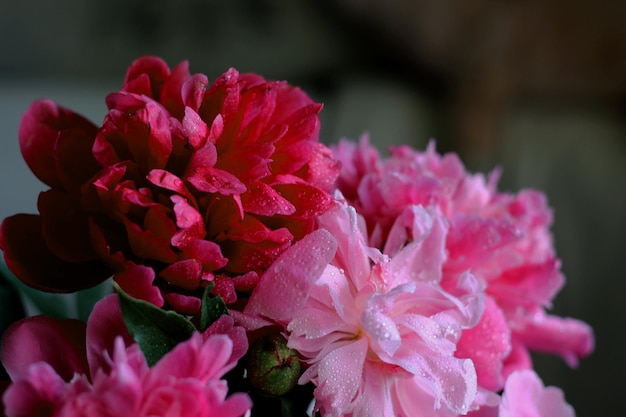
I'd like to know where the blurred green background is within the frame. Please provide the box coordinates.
[1,1,625,415]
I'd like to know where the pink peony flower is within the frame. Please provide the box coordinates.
[332,136,594,391]
[0,56,339,314]
[468,370,575,417]
[244,198,484,417]
[499,370,575,417]
[1,295,251,417]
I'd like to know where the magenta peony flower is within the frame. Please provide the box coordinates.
[243,198,484,417]
[1,295,251,417]
[332,136,594,391]
[0,56,339,314]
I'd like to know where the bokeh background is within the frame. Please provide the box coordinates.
[1,1,625,415]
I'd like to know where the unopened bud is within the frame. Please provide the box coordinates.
[247,333,301,397]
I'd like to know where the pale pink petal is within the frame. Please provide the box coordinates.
[244,228,337,324]
[315,337,368,415]
[499,370,575,417]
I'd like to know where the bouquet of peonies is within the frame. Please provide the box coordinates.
[0,56,594,417]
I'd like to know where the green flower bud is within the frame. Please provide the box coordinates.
[247,333,301,397]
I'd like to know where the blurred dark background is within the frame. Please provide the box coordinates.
[1,1,625,415]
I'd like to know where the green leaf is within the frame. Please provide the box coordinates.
[115,284,196,366]
[200,283,229,331]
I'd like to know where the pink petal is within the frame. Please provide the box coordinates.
[86,295,135,377]
[1,316,88,382]
[2,363,66,417]
[512,312,594,367]
[456,296,511,391]
[244,228,337,324]
[500,370,575,417]
[316,337,368,414]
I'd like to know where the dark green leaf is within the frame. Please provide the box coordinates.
[115,284,196,366]
[200,284,229,331]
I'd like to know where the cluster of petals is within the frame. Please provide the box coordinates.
[1,294,251,417]
[332,136,594,391]
[0,56,339,314]
[243,197,485,417]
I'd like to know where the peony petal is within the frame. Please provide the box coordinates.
[122,55,170,98]
[241,181,295,216]
[499,370,575,417]
[178,239,227,271]
[159,60,191,118]
[274,182,334,218]
[146,169,196,202]
[37,189,99,262]
[86,294,135,377]
[316,338,368,414]
[456,296,511,391]
[512,312,594,367]
[19,99,97,188]
[2,363,66,416]
[188,166,247,195]
[182,106,209,149]
[1,316,88,381]
[113,264,164,307]
[244,228,337,324]
[160,259,202,291]
[0,214,112,292]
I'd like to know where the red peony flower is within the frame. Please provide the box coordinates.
[0,56,339,314]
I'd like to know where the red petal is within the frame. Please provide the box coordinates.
[188,166,246,195]
[124,218,178,264]
[133,101,173,170]
[179,239,227,271]
[182,74,209,112]
[182,107,209,149]
[1,316,88,382]
[241,181,295,216]
[159,60,191,118]
[38,189,99,262]
[162,291,201,315]
[19,99,97,188]
[146,169,196,202]
[55,124,101,198]
[160,259,202,290]
[0,214,111,292]
[274,182,334,218]
[122,56,170,98]
[113,264,164,307]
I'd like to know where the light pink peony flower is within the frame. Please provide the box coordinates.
[244,198,484,417]
[332,136,594,391]
[1,295,251,417]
